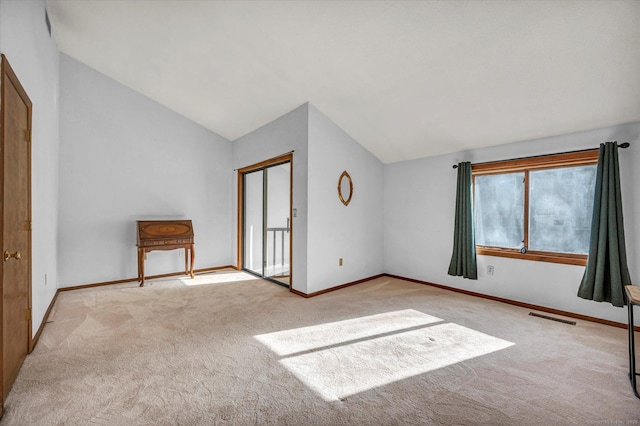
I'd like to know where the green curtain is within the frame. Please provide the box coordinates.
[448,162,477,279]
[578,142,632,307]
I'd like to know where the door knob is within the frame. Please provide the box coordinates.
[3,250,21,261]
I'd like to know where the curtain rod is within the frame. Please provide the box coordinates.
[452,142,630,169]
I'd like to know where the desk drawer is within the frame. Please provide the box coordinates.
[142,239,192,246]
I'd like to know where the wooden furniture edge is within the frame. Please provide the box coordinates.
[289,274,386,298]
[385,274,640,332]
[625,285,640,304]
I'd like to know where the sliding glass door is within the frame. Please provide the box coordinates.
[265,163,291,282]
[241,157,291,287]
[243,171,264,275]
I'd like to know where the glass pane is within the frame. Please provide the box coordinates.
[265,163,290,284]
[529,165,596,254]
[475,172,524,249]
[243,171,263,275]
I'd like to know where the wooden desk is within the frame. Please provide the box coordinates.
[137,220,194,287]
[625,285,640,399]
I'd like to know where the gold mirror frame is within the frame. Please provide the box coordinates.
[338,170,353,206]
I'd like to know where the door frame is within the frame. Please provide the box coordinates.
[1,54,33,408]
[237,152,293,290]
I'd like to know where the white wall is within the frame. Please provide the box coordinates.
[58,54,232,287]
[0,0,60,336]
[233,104,384,294]
[384,122,640,325]
[232,104,309,292]
[307,105,384,293]
[3,0,632,329]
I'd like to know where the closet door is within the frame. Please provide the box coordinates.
[1,54,33,408]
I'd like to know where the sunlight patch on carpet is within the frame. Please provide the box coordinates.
[179,271,257,286]
[256,310,514,401]
[256,309,443,356]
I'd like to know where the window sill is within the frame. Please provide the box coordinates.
[476,247,587,266]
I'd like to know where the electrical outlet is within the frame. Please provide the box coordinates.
[339,258,343,266]
[177,249,183,257]
[487,265,494,275]
[44,273,47,285]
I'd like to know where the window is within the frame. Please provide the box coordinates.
[473,150,598,266]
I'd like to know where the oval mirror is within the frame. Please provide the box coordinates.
[338,171,353,206]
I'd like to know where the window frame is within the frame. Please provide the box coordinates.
[473,149,599,266]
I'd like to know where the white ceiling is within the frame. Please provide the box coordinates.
[46,0,640,163]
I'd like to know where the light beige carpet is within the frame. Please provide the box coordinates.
[2,271,639,425]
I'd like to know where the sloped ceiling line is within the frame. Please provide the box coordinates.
[46,0,640,163]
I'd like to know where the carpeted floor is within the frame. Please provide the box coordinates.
[2,271,638,425]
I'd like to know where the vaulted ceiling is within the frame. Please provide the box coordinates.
[46,0,640,163]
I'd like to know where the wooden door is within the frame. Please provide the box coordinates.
[0,54,32,407]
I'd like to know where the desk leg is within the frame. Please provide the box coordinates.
[139,248,145,287]
[137,248,142,283]
[190,244,195,279]
[628,301,640,398]
[184,247,189,276]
